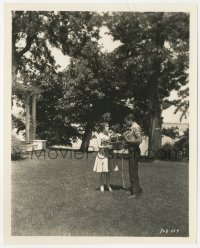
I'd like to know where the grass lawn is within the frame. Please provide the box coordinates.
[11,150,189,236]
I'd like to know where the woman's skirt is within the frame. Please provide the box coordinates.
[93,149,119,173]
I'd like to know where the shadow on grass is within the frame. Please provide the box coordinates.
[95,184,129,191]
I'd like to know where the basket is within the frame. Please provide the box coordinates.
[105,133,125,150]
[109,141,124,150]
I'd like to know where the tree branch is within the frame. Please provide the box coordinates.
[17,34,37,58]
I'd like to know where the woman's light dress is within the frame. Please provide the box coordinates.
[93,132,119,173]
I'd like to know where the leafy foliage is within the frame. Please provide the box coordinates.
[162,127,179,139]
[160,128,189,160]
[11,134,24,160]
[12,11,190,149]
[12,11,103,146]
[174,128,189,157]
[106,12,189,104]
[106,12,189,151]
[58,42,131,136]
[12,114,25,134]
[34,72,80,146]
[164,87,189,122]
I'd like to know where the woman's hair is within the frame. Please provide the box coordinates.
[98,122,108,133]
[125,113,135,121]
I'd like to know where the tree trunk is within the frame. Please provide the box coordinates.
[32,94,37,140]
[12,51,18,87]
[148,16,164,158]
[80,123,94,152]
[25,94,30,143]
[12,64,17,87]
[148,106,162,158]
[148,64,162,157]
[12,30,20,87]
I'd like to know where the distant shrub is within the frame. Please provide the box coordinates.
[11,134,24,160]
[12,114,25,134]
[159,129,189,161]
[158,143,182,161]
[174,128,189,158]
[162,127,179,139]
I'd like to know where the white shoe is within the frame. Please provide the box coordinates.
[114,165,119,171]
[128,194,138,199]
[108,186,113,192]
[100,185,104,192]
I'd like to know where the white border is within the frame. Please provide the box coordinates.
[3,2,198,245]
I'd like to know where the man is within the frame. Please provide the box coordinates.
[124,113,142,199]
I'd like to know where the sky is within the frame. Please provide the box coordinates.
[50,26,188,124]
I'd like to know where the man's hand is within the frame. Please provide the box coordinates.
[124,132,135,142]
[107,144,113,149]
[123,131,130,137]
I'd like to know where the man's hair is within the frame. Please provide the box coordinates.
[98,122,108,132]
[125,113,135,121]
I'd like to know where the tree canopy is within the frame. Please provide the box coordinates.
[12,11,189,151]
[106,12,189,152]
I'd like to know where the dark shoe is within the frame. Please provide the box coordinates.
[128,187,143,194]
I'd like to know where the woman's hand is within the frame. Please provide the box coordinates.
[99,144,112,149]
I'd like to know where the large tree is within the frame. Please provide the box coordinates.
[12,11,189,152]
[12,11,102,85]
[58,41,130,151]
[106,12,189,154]
[12,11,103,144]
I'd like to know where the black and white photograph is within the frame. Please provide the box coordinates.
[3,2,197,244]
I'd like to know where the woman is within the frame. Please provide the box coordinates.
[93,123,119,192]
